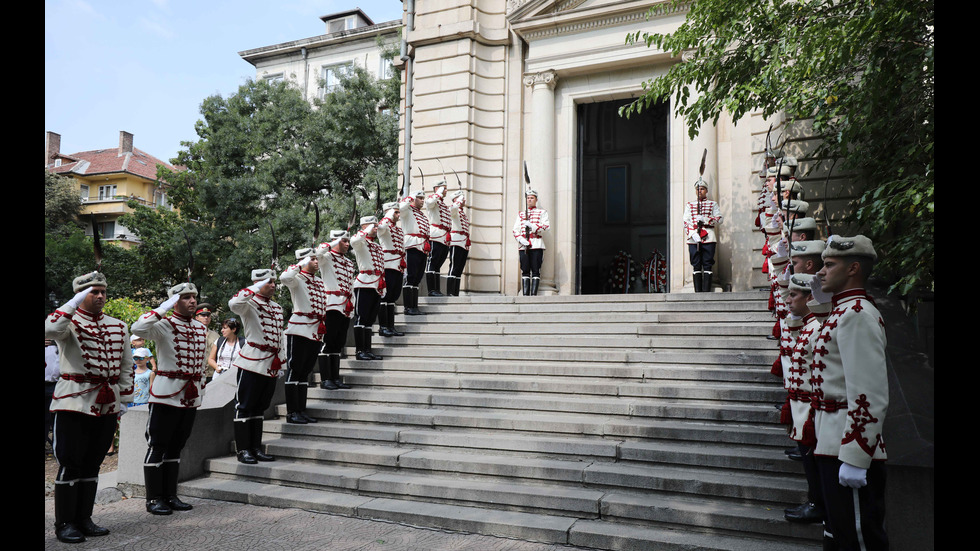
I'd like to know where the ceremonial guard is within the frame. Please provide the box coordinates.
[228,269,286,464]
[781,272,831,525]
[682,178,723,292]
[399,190,430,314]
[447,189,470,296]
[512,189,550,296]
[350,216,387,361]
[315,230,356,389]
[424,181,452,296]
[280,248,328,424]
[377,202,406,337]
[46,272,134,543]
[131,281,208,515]
[806,235,889,550]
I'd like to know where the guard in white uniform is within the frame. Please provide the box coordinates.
[377,202,406,337]
[683,178,723,292]
[46,272,134,543]
[512,189,550,296]
[350,216,386,361]
[228,269,286,464]
[447,189,470,296]
[424,181,452,296]
[131,281,208,515]
[399,191,430,314]
[807,235,889,550]
[280,248,328,424]
[315,230,356,389]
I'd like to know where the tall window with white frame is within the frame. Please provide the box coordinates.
[320,63,352,98]
[98,184,116,201]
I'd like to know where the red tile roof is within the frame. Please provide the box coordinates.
[47,147,183,182]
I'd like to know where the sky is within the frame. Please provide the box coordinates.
[45,0,405,164]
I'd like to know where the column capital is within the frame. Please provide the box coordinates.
[522,69,558,90]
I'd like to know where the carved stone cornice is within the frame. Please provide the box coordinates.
[522,69,559,89]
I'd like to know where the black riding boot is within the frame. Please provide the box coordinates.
[298,384,317,423]
[250,419,274,462]
[54,482,86,542]
[530,277,540,296]
[522,277,530,296]
[163,461,193,511]
[234,421,257,464]
[144,465,173,515]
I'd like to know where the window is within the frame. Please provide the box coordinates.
[320,63,352,97]
[98,185,117,201]
[96,221,115,239]
[327,15,356,34]
[79,184,90,202]
[379,56,393,80]
[264,73,284,84]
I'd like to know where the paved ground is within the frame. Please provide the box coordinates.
[43,474,596,550]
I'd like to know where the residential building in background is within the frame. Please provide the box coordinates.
[44,130,180,249]
[238,8,400,102]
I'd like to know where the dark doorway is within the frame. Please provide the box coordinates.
[576,98,669,294]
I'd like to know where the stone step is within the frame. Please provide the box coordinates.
[328,372,786,404]
[178,477,817,550]
[333,357,779,383]
[398,311,776,325]
[273,404,791,448]
[352,345,776,365]
[410,300,770,314]
[262,421,803,475]
[370,333,778,351]
[305,388,782,423]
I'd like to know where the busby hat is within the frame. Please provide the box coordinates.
[822,235,877,261]
[788,217,818,234]
[251,268,274,282]
[295,247,315,261]
[168,282,198,298]
[789,273,815,293]
[790,240,826,258]
[359,215,378,226]
[72,271,107,293]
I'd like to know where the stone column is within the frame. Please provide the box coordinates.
[522,69,558,293]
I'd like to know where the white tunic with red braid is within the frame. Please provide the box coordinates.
[229,289,287,378]
[786,310,826,442]
[809,289,888,468]
[131,311,208,408]
[45,305,134,417]
[425,193,452,246]
[682,199,722,244]
[450,198,470,250]
[512,207,550,250]
[315,244,356,318]
[280,264,329,342]
[351,230,387,295]
[399,197,430,253]
[378,215,406,272]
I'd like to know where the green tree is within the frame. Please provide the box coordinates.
[124,70,400,315]
[623,0,933,295]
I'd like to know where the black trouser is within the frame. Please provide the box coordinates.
[322,310,351,354]
[52,411,117,482]
[382,269,404,304]
[354,288,381,328]
[285,335,321,386]
[449,246,468,278]
[406,248,427,287]
[815,457,888,551]
[799,442,825,509]
[519,249,543,278]
[688,242,716,272]
[234,369,277,421]
[144,404,197,466]
[426,241,449,275]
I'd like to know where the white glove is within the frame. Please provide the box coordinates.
[155,293,180,314]
[118,403,128,416]
[517,237,530,248]
[298,256,312,267]
[248,278,272,294]
[66,287,92,309]
[523,221,534,229]
[775,238,789,258]
[810,275,833,304]
[839,462,868,488]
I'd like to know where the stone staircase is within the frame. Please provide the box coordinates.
[180,291,822,550]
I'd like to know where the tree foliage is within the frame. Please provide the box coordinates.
[623,0,934,296]
[119,68,400,318]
